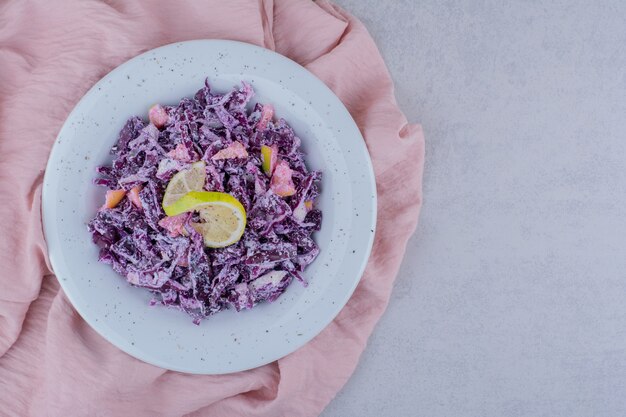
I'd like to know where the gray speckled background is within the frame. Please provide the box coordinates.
[322,1,626,416]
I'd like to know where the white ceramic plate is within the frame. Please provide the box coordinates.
[43,40,376,374]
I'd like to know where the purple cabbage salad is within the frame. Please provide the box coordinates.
[88,79,322,323]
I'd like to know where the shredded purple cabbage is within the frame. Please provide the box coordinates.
[88,79,322,323]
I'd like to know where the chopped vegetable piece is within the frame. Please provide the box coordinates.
[128,185,143,209]
[256,104,274,131]
[270,160,296,197]
[148,104,169,129]
[103,189,126,209]
[211,141,248,160]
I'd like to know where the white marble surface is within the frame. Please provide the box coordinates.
[322,1,626,416]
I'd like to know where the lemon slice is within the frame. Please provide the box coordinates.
[162,161,206,209]
[164,191,247,248]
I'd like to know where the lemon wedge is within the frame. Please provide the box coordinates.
[162,161,206,209]
[163,191,246,248]
[261,144,277,176]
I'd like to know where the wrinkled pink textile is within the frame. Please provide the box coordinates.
[0,0,424,416]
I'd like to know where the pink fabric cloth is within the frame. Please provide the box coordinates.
[0,0,424,416]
